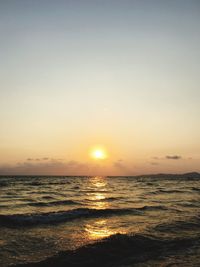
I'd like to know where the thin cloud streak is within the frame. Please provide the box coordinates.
[0,160,90,176]
[152,155,183,160]
[166,155,182,160]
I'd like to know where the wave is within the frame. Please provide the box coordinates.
[12,233,198,267]
[147,189,187,195]
[158,189,186,194]
[0,205,170,228]
[178,201,200,208]
[41,196,55,200]
[0,208,136,227]
[139,205,168,211]
[0,181,8,187]
[155,217,200,232]
[28,181,44,186]
[192,187,200,192]
[85,196,124,202]
[82,189,111,193]
[28,199,80,207]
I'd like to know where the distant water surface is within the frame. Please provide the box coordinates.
[0,175,200,266]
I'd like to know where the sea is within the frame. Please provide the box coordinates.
[0,174,200,267]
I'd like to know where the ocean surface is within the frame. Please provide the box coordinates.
[0,174,200,267]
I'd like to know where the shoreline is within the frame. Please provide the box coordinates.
[11,233,196,267]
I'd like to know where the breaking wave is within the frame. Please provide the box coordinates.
[0,205,168,227]
[28,199,80,207]
[0,208,136,227]
[12,233,199,267]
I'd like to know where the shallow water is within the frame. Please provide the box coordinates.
[0,175,200,266]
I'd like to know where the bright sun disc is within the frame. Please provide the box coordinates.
[91,148,107,160]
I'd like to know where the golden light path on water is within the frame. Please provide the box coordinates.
[85,219,116,239]
[84,176,117,239]
[86,176,109,209]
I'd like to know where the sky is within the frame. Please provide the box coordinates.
[0,0,200,175]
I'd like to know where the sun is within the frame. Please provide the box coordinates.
[93,150,105,159]
[90,148,107,160]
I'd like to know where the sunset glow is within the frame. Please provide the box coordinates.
[0,1,199,176]
[0,2,200,267]
[91,148,107,160]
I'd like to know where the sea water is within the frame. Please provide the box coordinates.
[0,175,200,266]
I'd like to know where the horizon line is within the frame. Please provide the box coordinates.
[0,171,199,177]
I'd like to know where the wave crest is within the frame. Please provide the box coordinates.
[0,208,135,227]
[12,233,198,267]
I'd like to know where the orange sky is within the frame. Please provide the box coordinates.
[0,1,200,175]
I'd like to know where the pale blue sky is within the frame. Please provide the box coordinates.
[0,0,200,174]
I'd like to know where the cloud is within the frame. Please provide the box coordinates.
[113,159,125,169]
[149,162,159,165]
[166,155,181,160]
[0,159,90,175]
[27,157,50,161]
[113,159,135,175]
[113,161,124,169]
[152,155,182,160]
[152,157,160,160]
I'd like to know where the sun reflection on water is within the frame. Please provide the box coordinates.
[90,176,107,188]
[85,219,116,240]
[84,177,116,240]
[86,176,109,209]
